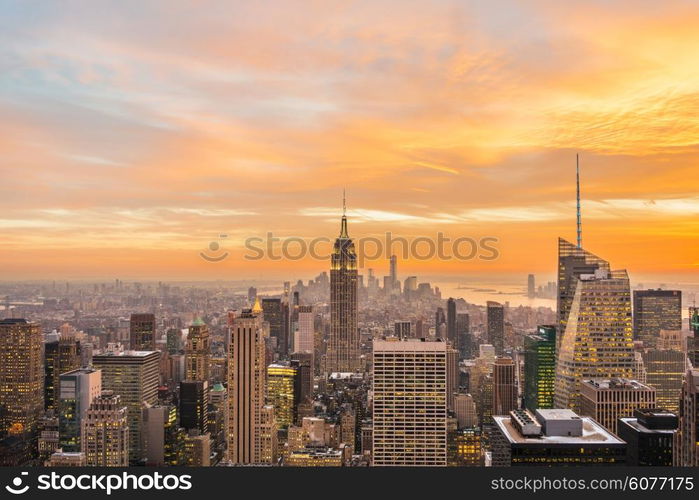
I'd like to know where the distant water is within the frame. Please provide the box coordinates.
[435,281,556,309]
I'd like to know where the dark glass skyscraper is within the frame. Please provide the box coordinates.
[446,297,456,345]
[486,301,504,355]
[456,313,471,360]
[44,335,81,411]
[633,289,681,348]
[618,409,677,466]
[130,313,156,351]
[523,325,556,411]
[261,298,284,354]
[179,380,209,434]
[690,307,699,368]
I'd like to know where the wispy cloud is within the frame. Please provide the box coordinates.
[1,1,698,277]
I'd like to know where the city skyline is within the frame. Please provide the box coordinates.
[1,1,699,280]
[1,0,699,475]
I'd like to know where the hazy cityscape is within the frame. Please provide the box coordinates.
[1,0,698,475]
[1,193,698,467]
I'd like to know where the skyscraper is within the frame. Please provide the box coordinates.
[446,297,457,345]
[261,298,285,355]
[690,307,699,368]
[179,380,209,434]
[556,238,610,354]
[267,363,297,429]
[228,306,267,464]
[642,348,685,413]
[389,254,398,291]
[456,313,471,359]
[44,333,81,411]
[523,325,556,411]
[129,313,156,351]
[527,274,535,299]
[327,200,359,373]
[493,357,517,416]
[675,368,699,466]
[435,307,446,339]
[372,339,447,466]
[58,368,102,452]
[633,289,682,348]
[0,319,43,443]
[82,391,129,467]
[487,301,505,355]
[554,268,635,412]
[185,318,210,382]
[92,345,160,462]
[291,353,313,418]
[294,305,314,354]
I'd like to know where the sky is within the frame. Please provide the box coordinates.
[1,0,698,281]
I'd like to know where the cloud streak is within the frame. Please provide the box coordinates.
[0,0,698,278]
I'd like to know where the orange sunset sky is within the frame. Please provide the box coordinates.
[0,1,698,281]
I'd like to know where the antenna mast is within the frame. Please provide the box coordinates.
[576,154,582,249]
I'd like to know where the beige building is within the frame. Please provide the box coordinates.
[82,391,129,466]
[579,378,656,434]
[285,446,344,466]
[185,318,210,382]
[294,305,314,354]
[228,304,268,464]
[184,432,211,466]
[372,339,447,466]
[454,393,478,428]
[259,405,278,464]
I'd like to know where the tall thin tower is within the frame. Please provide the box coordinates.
[327,191,359,373]
[576,154,582,249]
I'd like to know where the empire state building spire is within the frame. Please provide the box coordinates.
[340,188,348,238]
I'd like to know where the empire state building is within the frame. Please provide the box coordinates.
[327,200,359,373]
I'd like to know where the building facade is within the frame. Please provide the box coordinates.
[523,325,556,411]
[633,289,682,348]
[486,302,505,355]
[554,269,635,412]
[82,391,129,467]
[327,209,359,373]
[228,307,267,464]
[58,368,102,452]
[185,318,210,382]
[372,339,447,466]
[92,345,160,462]
[0,319,43,445]
[579,379,656,435]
